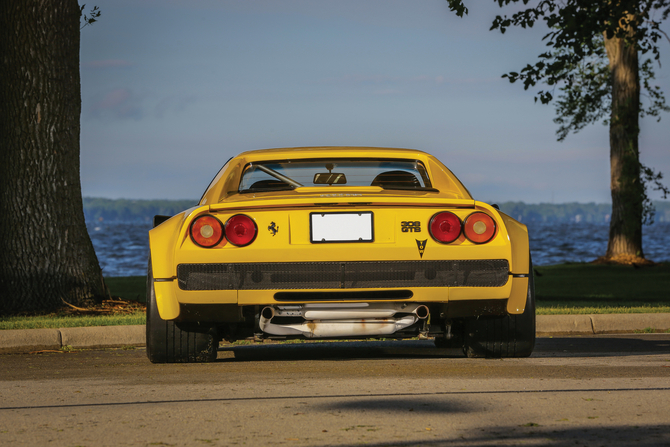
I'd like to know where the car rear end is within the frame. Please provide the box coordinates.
[147,148,533,362]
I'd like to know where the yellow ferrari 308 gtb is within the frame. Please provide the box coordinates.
[147,147,535,362]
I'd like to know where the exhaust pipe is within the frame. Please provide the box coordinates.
[414,304,429,320]
[261,306,274,320]
[259,315,419,338]
[266,303,430,320]
[258,302,430,338]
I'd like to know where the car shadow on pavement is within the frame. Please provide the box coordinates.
[532,335,670,357]
[314,395,479,415]
[219,339,465,361]
[218,335,670,362]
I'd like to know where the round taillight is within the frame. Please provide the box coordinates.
[429,211,462,244]
[190,215,224,248]
[464,212,496,244]
[225,214,257,247]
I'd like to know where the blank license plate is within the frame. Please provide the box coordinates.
[310,212,374,243]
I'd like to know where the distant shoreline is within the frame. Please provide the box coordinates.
[83,197,670,224]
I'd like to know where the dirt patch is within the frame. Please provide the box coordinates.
[60,298,146,315]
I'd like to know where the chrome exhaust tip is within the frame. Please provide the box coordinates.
[261,306,275,320]
[415,305,430,319]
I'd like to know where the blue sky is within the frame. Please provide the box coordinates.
[79,0,670,204]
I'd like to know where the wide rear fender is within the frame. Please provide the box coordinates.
[497,212,530,275]
[148,206,205,320]
[149,205,212,278]
[496,210,530,314]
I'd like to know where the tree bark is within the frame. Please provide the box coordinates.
[0,0,108,314]
[603,21,644,259]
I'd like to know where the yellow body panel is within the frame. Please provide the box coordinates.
[148,147,530,320]
[153,281,181,320]
[507,277,529,314]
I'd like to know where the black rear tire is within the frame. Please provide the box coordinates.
[463,258,536,358]
[146,261,218,363]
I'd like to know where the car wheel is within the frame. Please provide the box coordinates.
[146,260,218,363]
[463,257,536,358]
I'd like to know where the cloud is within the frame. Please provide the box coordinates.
[87,89,197,121]
[89,88,143,120]
[154,95,198,119]
[97,89,131,109]
[82,59,134,69]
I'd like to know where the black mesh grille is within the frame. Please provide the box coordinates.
[177,260,509,291]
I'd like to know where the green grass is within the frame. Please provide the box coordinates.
[534,262,670,301]
[0,313,146,330]
[537,302,670,315]
[0,276,147,330]
[534,262,670,314]
[1,263,668,330]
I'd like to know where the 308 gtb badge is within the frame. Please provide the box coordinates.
[401,221,421,233]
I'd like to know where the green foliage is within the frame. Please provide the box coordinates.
[447,0,670,136]
[446,0,670,246]
[445,0,468,17]
[641,164,670,224]
[552,36,612,141]
[552,36,668,141]
[640,58,670,120]
[486,1,670,67]
[83,197,196,222]
[475,1,670,128]
[79,4,100,30]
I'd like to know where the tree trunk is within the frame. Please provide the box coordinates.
[0,0,109,314]
[603,24,644,259]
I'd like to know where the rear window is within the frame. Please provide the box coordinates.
[238,159,433,193]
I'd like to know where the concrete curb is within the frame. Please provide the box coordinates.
[60,325,146,350]
[535,313,670,336]
[0,325,145,354]
[590,313,670,334]
[536,315,594,335]
[0,328,62,354]
[0,314,668,354]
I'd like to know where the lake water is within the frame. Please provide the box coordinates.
[87,221,670,277]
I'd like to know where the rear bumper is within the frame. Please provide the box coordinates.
[153,259,528,321]
[176,259,510,290]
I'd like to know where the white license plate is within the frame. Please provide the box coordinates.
[310,212,374,243]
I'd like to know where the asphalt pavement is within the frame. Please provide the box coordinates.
[1,313,669,354]
[3,335,669,446]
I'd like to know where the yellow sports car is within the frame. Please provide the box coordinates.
[147,147,535,362]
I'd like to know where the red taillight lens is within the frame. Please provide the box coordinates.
[429,211,462,244]
[225,214,257,246]
[464,212,496,244]
[190,215,224,248]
